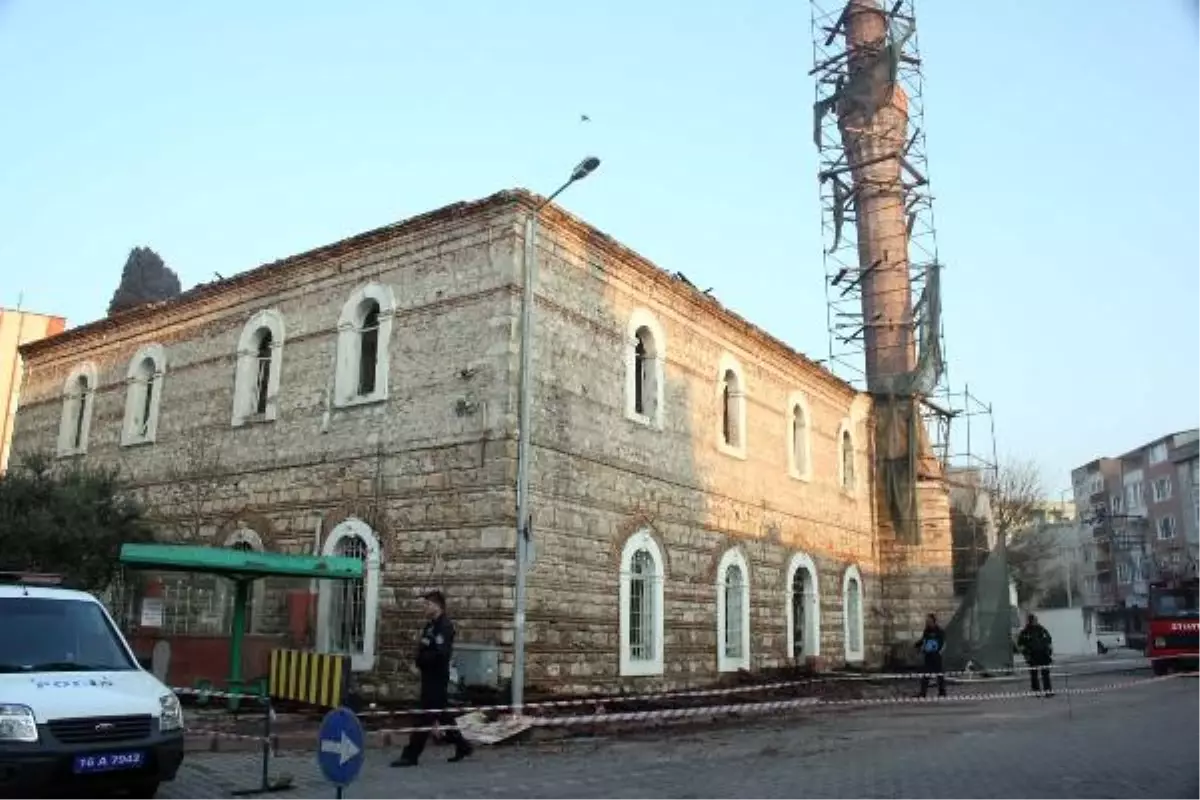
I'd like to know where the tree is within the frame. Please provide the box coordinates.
[985,458,1044,543]
[983,459,1059,605]
[0,452,155,592]
[107,246,182,316]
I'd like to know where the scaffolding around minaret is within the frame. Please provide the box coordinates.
[810,0,952,545]
[810,0,944,397]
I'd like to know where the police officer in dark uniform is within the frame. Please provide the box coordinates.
[1017,612,1054,696]
[391,590,473,767]
[915,613,947,698]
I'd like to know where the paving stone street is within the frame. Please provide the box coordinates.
[160,670,1199,799]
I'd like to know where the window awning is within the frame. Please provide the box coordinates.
[119,543,363,581]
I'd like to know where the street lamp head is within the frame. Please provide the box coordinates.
[570,156,601,182]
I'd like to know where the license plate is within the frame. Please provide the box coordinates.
[72,751,145,774]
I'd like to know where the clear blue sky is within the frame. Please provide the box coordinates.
[2,1,1196,493]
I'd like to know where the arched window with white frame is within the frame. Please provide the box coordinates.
[838,419,857,492]
[786,391,813,480]
[317,517,382,671]
[619,529,665,677]
[842,564,865,663]
[57,362,98,457]
[785,552,821,660]
[121,343,166,446]
[334,283,396,407]
[716,353,747,458]
[624,308,666,428]
[232,309,286,426]
[716,546,751,672]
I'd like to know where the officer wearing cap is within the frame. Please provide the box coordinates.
[391,590,473,767]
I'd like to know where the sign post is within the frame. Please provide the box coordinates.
[317,707,365,799]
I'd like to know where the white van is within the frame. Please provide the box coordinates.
[0,575,184,798]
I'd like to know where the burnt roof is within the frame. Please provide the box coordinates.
[20,188,849,393]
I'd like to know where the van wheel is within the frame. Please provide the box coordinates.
[1152,659,1170,676]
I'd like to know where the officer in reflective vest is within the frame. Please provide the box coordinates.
[391,590,473,767]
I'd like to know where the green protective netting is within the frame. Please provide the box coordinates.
[942,536,1016,673]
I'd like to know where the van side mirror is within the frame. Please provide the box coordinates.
[136,655,153,672]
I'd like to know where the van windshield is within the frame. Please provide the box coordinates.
[0,597,136,672]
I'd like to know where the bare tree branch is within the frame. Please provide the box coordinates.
[985,458,1044,544]
[980,459,1062,605]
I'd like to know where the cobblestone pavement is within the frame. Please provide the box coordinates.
[162,672,1198,799]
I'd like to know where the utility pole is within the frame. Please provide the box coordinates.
[512,157,601,713]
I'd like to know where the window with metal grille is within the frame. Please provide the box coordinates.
[721,370,740,448]
[628,549,656,661]
[791,404,808,476]
[632,327,658,418]
[254,330,273,414]
[791,568,809,659]
[71,375,89,449]
[137,358,156,436]
[331,535,368,653]
[723,564,745,659]
[619,531,665,677]
[121,346,165,446]
[357,303,380,397]
[841,430,855,490]
[845,576,862,654]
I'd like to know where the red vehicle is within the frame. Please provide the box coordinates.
[1146,577,1199,675]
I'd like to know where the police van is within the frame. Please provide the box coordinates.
[0,573,184,798]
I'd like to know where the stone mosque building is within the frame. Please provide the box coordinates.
[11,189,953,696]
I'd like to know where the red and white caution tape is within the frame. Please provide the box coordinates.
[366,671,1193,738]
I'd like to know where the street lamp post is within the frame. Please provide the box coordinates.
[512,157,601,712]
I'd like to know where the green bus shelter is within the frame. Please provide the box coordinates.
[119,543,363,696]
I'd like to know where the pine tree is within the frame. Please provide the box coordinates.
[107,246,182,316]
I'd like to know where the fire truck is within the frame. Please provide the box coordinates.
[1146,577,1199,675]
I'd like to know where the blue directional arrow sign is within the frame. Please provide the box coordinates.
[317,707,365,790]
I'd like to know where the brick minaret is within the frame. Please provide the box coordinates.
[835,0,954,653]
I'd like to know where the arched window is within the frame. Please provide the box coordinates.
[624,309,666,428]
[838,421,856,492]
[716,547,751,672]
[335,283,396,407]
[786,552,821,660]
[232,309,285,427]
[619,529,665,676]
[317,517,382,671]
[716,354,747,458]
[122,344,166,446]
[842,565,865,663]
[57,363,98,457]
[786,392,812,480]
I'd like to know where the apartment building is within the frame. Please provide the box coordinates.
[1071,429,1200,635]
[1170,438,1199,565]
[0,307,67,472]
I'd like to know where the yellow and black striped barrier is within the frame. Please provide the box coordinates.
[268,649,350,709]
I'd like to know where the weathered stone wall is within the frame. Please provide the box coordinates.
[12,189,955,697]
[11,197,526,697]
[517,204,888,693]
